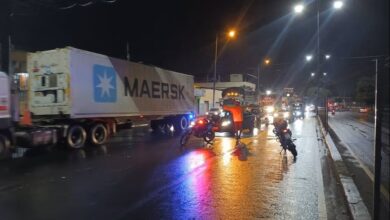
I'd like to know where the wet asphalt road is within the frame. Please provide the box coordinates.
[328,111,390,218]
[0,115,349,220]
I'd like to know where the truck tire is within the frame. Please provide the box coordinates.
[0,134,11,159]
[66,124,87,149]
[89,123,108,145]
[151,120,166,134]
[174,115,188,132]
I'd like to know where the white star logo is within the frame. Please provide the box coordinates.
[96,71,114,97]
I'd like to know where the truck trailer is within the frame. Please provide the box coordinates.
[0,47,194,156]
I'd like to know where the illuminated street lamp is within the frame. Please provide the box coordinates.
[323,72,327,76]
[212,29,237,107]
[333,0,344,9]
[325,54,331,60]
[266,90,272,95]
[293,3,305,14]
[257,58,271,95]
[306,55,313,62]
[311,72,315,77]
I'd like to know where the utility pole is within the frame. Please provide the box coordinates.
[0,0,11,74]
[373,58,382,219]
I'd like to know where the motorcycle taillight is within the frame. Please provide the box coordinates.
[197,119,205,125]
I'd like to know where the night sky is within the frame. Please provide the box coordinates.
[2,0,389,95]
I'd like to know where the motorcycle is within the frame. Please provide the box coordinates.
[180,117,218,147]
[264,117,270,127]
[273,122,297,158]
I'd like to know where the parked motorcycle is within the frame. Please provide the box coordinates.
[273,120,297,158]
[180,117,218,147]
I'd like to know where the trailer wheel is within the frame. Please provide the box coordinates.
[66,125,87,149]
[175,116,188,132]
[89,123,108,145]
[0,134,11,159]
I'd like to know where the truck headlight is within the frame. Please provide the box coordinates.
[266,106,274,113]
[221,120,231,127]
[283,112,290,118]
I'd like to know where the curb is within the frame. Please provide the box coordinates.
[317,116,371,220]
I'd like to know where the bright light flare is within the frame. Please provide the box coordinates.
[266,106,275,113]
[294,4,304,14]
[325,54,331,59]
[306,55,313,61]
[333,1,344,9]
[311,72,315,77]
[323,72,327,76]
[228,30,236,38]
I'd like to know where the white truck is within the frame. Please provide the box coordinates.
[0,47,194,156]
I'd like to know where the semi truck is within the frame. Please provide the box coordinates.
[0,47,194,157]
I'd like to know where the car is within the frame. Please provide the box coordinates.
[206,107,222,116]
[273,110,292,123]
[292,103,304,119]
[359,107,369,113]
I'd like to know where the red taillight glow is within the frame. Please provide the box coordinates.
[197,120,204,125]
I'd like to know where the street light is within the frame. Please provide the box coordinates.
[266,90,272,95]
[293,3,305,14]
[333,0,344,9]
[212,29,237,107]
[293,0,344,118]
[306,55,313,62]
[257,58,271,96]
[311,72,316,77]
[325,54,331,59]
[323,72,327,76]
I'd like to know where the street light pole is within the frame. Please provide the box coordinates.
[373,58,382,220]
[212,34,218,108]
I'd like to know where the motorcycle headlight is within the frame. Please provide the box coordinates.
[283,112,290,118]
[221,120,231,127]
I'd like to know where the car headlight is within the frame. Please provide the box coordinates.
[273,113,279,117]
[189,121,195,127]
[283,112,290,118]
[266,106,274,113]
[221,120,231,127]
